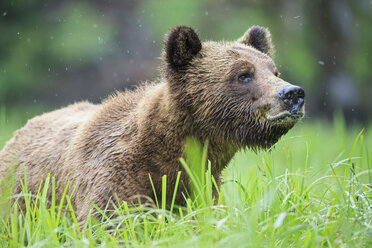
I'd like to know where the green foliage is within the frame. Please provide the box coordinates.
[277,38,317,86]
[350,14,372,83]
[0,110,371,247]
[181,138,216,209]
[49,2,116,64]
[1,0,372,119]
[0,21,46,99]
[137,0,203,42]
[0,1,116,102]
[209,7,272,41]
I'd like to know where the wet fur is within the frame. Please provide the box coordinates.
[0,25,299,222]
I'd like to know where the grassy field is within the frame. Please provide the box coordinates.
[0,109,371,247]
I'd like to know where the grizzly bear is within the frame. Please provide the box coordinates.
[0,26,305,221]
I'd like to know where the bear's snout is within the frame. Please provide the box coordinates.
[277,86,305,113]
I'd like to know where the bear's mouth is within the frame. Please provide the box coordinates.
[266,111,304,124]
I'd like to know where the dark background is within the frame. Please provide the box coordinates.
[1,0,371,124]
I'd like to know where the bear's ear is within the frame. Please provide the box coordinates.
[238,26,274,57]
[164,26,202,69]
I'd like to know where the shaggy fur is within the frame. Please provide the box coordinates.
[0,25,304,222]
[238,25,275,57]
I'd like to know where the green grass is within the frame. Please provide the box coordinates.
[0,110,372,247]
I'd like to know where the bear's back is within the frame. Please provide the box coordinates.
[0,102,99,187]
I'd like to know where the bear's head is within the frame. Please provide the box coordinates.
[162,26,305,149]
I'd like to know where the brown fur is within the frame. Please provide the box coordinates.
[0,26,304,221]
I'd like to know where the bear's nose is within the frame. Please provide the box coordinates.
[277,86,305,113]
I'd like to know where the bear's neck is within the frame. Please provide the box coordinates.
[135,82,238,177]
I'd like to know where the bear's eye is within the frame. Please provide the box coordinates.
[238,72,253,83]
[274,71,280,77]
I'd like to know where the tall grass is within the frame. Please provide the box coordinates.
[0,109,371,247]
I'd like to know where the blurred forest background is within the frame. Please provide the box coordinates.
[0,0,371,125]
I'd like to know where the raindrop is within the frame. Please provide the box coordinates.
[274,212,287,228]
[65,67,68,71]
[351,108,354,112]
[152,40,156,44]
[138,24,142,28]
[3,11,7,16]
[50,36,54,40]
[205,11,209,16]
[93,23,98,28]
[126,50,130,54]
[33,99,37,103]
[318,61,325,66]
[48,68,51,72]
[294,16,300,19]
